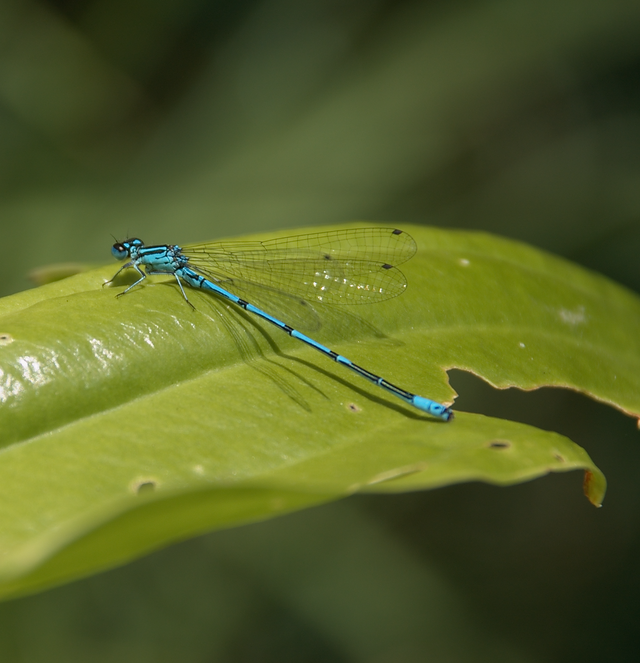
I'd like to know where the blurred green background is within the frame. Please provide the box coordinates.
[1,0,639,660]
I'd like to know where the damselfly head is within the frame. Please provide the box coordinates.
[112,238,143,260]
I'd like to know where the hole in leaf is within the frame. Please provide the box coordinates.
[133,479,157,495]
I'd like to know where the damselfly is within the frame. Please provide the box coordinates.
[107,227,453,421]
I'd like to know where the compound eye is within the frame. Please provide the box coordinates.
[111,243,128,260]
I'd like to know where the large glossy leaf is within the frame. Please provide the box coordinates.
[0,223,634,600]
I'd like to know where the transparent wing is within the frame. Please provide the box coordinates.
[207,279,324,331]
[182,227,416,305]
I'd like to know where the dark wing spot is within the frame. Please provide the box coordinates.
[382,263,393,270]
[392,229,403,235]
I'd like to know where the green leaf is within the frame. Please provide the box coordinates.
[0,223,634,600]
[27,262,93,287]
